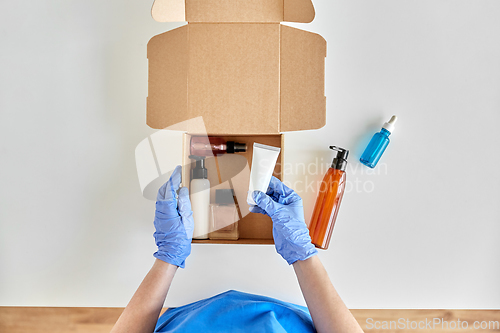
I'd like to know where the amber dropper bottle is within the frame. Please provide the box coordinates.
[308,146,349,250]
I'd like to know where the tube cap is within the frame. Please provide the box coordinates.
[382,115,397,133]
[227,141,247,154]
[330,146,349,171]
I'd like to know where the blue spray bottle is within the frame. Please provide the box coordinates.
[360,115,397,168]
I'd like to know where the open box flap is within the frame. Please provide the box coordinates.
[280,25,326,132]
[148,24,281,134]
[283,0,315,23]
[187,24,280,134]
[147,24,326,133]
[151,0,315,23]
[147,25,190,130]
[151,0,186,22]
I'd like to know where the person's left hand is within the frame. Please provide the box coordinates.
[153,165,194,268]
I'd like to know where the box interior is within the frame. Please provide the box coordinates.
[183,134,283,244]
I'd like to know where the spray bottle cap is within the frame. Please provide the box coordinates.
[330,146,349,171]
[382,115,398,133]
[189,155,208,179]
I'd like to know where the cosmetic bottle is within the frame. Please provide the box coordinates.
[190,136,247,157]
[209,189,239,240]
[308,146,348,250]
[189,155,210,240]
[360,115,397,168]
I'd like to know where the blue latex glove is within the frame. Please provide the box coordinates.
[250,177,318,265]
[153,165,194,268]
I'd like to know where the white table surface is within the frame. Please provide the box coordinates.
[1,0,499,308]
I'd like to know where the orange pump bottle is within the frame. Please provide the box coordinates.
[309,146,349,249]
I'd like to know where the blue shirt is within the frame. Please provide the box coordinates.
[155,290,316,332]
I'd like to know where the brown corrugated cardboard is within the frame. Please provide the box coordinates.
[280,25,326,131]
[146,0,326,244]
[152,0,315,23]
[147,0,326,134]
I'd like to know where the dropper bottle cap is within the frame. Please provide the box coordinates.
[330,146,349,171]
[189,155,208,179]
[382,115,397,133]
[227,141,247,153]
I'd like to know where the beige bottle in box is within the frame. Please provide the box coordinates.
[209,189,239,241]
[189,156,210,239]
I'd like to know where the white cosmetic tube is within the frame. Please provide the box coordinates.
[247,143,281,205]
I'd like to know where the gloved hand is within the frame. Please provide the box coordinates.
[153,165,194,268]
[250,176,318,265]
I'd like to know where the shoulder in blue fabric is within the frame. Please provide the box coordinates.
[155,290,316,333]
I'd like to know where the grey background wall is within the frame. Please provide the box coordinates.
[1,0,499,308]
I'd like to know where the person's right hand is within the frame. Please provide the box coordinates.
[250,176,318,265]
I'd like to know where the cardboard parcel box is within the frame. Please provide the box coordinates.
[147,0,327,244]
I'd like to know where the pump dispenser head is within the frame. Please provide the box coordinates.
[189,155,208,179]
[382,115,397,133]
[329,146,349,171]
